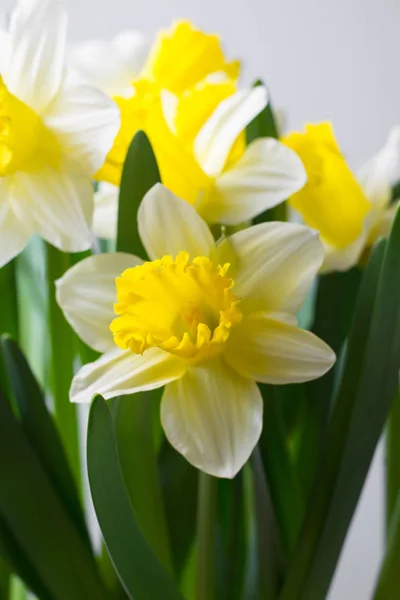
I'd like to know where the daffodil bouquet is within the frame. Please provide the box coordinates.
[1,2,400,600]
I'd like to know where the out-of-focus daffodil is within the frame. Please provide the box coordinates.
[0,0,120,267]
[283,123,400,272]
[71,21,306,236]
[56,183,335,478]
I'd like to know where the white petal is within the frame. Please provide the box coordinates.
[93,182,119,240]
[4,0,67,111]
[138,183,215,260]
[219,222,323,314]
[70,347,187,403]
[0,179,32,267]
[161,359,262,478]
[12,168,94,253]
[225,313,335,384]
[44,70,120,176]
[69,31,150,97]
[56,252,141,353]
[358,127,400,208]
[320,232,367,274]
[204,138,307,225]
[194,86,268,177]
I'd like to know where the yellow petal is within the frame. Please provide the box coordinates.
[283,122,371,249]
[144,20,240,95]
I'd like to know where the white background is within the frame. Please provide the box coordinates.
[5,0,400,598]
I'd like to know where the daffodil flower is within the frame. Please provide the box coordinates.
[0,0,120,267]
[284,123,400,272]
[56,183,335,478]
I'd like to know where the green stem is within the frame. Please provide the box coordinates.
[386,388,400,536]
[196,472,218,600]
[46,244,81,492]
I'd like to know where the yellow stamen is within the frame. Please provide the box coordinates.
[110,251,242,364]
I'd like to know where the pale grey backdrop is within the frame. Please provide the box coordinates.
[6,0,399,597]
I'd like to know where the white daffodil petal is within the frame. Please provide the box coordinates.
[56,252,141,353]
[320,231,367,274]
[220,222,323,314]
[194,86,268,177]
[205,138,307,225]
[4,0,67,111]
[44,71,120,176]
[69,31,149,97]
[161,359,263,478]
[70,347,187,403]
[0,188,32,268]
[13,168,94,253]
[93,182,119,240]
[138,183,215,260]
[358,127,400,208]
[225,313,335,384]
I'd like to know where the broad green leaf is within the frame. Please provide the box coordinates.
[116,130,160,257]
[259,385,305,558]
[46,244,81,489]
[114,130,171,571]
[373,490,400,599]
[280,215,400,600]
[87,395,183,600]
[0,389,109,600]
[159,439,198,578]
[1,336,89,545]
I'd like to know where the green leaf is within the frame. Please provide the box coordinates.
[296,268,362,496]
[1,336,89,545]
[159,439,198,578]
[246,80,279,144]
[259,385,305,558]
[391,180,400,202]
[117,130,160,257]
[113,130,171,571]
[87,395,183,600]
[386,388,400,533]
[250,446,285,600]
[0,261,18,339]
[280,212,400,600]
[0,389,109,600]
[46,244,81,490]
[373,490,400,599]
[0,515,51,600]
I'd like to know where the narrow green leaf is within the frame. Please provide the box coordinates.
[281,214,400,599]
[373,490,400,599]
[0,261,18,339]
[297,268,362,496]
[116,130,160,257]
[0,389,109,600]
[246,80,279,143]
[159,439,198,578]
[246,79,286,224]
[259,385,305,557]
[386,388,400,534]
[46,244,81,490]
[251,446,285,600]
[87,395,183,600]
[196,473,218,600]
[113,130,171,570]
[1,336,89,545]
[0,515,51,600]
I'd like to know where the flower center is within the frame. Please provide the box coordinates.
[0,76,59,176]
[110,251,242,364]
